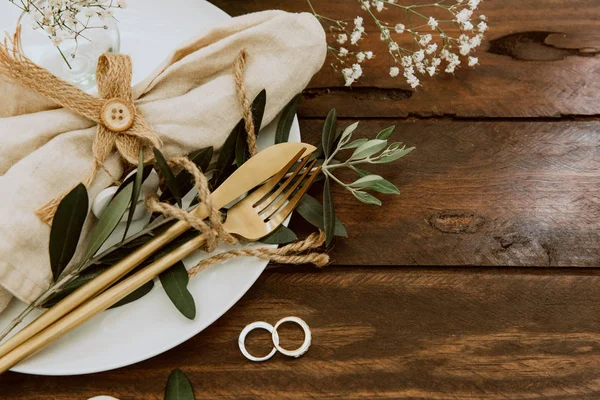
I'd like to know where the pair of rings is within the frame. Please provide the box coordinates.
[238,317,311,362]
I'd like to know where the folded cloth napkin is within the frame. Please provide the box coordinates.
[0,10,326,313]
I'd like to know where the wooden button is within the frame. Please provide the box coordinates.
[101,98,135,132]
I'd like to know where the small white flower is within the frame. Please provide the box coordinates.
[394,23,405,34]
[462,21,474,31]
[477,21,488,33]
[468,0,481,9]
[426,43,438,54]
[117,0,127,7]
[344,77,355,86]
[356,52,366,62]
[480,14,487,21]
[415,61,426,74]
[351,63,363,79]
[431,57,441,67]
[426,66,436,76]
[401,55,413,67]
[354,16,364,27]
[470,34,483,48]
[413,49,425,63]
[427,17,438,30]
[459,42,472,56]
[365,51,374,59]
[375,0,384,12]
[390,66,400,77]
[445,63,457,73]
[51,35,62,46]
[337,33,348,44]
[380,28,391,41]
[351,31,362,45]
[455,9,473,24]
[389,41,399,51]
[339,47,349,57]
[419,34,432,46]
[84,9,96,18]
[468,56,479,66]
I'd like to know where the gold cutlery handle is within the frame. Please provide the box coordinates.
[0,204,210,361]
[0,233,209,374]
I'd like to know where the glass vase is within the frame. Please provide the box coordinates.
[17,5,121,91]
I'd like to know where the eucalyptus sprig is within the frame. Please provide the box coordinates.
[313,108,415,243]
[322,115,415,206]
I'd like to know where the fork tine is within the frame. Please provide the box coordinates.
[267,167,322,228]
[259,159,317,219]
[255,155,312,212]
[249,148,306,200]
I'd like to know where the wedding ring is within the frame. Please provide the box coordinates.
[271,317,311,358]
[238,321,280,362]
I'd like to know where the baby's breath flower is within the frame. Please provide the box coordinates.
[456,9,473,24]
[312,0,486,86]
[426,43,438,54]
[427,17,438,30]
[468,0,481,9]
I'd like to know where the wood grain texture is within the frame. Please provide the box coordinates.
[291,119,600,267]
[210,0,600,118]
[3,267,600,399]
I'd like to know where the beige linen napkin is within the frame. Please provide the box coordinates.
[0,10,326,313]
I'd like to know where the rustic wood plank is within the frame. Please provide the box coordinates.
[3,267,600,399]
[291,119,600,267]
[209,0,600,118]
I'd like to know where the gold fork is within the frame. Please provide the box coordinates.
[0,154,321,373]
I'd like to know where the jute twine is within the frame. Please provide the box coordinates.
[146,157,329,272]
[0,33,329,269]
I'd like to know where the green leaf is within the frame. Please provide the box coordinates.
[352,190,382,206]
[212,120,242,188]
[123,149,145,241]
[339,121,359,145]
[353,168,400,194]
[323,176,336,246]
[110,280,155,309]
[83,183,133,261]
[165,369,195,400]
[350,174,386,188]
[260,225,297,244]
[161,147,214,203]
[276,94,301,144]
[350,139,388,161]
[49,184,89,282]
[373,146,416,164]
[342,138,368,149]
[154,147,181,207]
[376,125,395,140]
[321,109,337,158]
[236,90,267,166]
[159,261,196,320]
[296,194,347,237]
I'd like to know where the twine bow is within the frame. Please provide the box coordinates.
[1,29,161,224]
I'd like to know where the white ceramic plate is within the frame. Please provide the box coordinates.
[0,0,301,375]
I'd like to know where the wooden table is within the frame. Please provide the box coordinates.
[2,0,600,398]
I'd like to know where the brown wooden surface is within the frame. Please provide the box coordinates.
[2,0,600,399]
